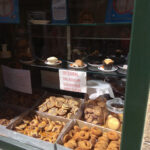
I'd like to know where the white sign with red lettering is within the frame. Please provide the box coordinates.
[59,69,87,93]
[1,65,32,94]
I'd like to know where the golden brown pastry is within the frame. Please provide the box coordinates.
[107,131,119,141]
[14,114,65,143]
[75,59,84,67]
[78,140,92,150]
[84,97,109,126]
[63,125,121,150]
[38,96,80,119]
[106,116,120,131]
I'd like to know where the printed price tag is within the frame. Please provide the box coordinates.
[59,69,87,93]
[1,65,32,94]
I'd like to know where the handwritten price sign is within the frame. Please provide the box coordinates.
[59,69,87,93]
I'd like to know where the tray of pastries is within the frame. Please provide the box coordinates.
[5,111,70,150]
[0,103,27,127]
[1,89,43,109]
[83,96,123,131]
[56,119,121,150]
[37,93,84,119]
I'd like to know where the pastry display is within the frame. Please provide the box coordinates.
[38,96,81,119]
[84,97,109,125]
[45,56,62,65]
[0,108,21,126]
[47,56,58,64]
[106,115,121,131]
[62,125,121,150]
[14,114,65,143]
[103,58,114,70]
[105,99,124,131]
[84,97,123,131]
[70,59,86,68]
[2,90,40,108]
[118,64,128,74]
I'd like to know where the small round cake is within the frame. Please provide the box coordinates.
[74,59,84,67]
[47,57,58,64]
[103,58,114,70]
[106,116,120,130]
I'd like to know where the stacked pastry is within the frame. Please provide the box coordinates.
[0,108,19,126]
[3,90,39,108]
[63,125,121,150]
[14,114,65,143]
[84,97,123,131]
[38,96,80,119]
[84,97,109,125]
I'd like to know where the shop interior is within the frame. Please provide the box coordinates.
[0,0,135,150]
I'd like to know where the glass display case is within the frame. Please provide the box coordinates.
[0,0,149,150]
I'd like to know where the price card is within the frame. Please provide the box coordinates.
[59,69,87,93]
[51,0,68,23]
[1,65,32,94]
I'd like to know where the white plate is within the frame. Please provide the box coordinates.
[98,65,117,72]
[44,60,62,66]
[69,63,87,69]
[20,59,35,64]
[29,20,50,25]
[118,65,128,70]
[88,63,101,67]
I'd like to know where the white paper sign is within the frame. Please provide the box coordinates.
[59,69,87,93]
[1,65,32,94]
[52,0,67,20]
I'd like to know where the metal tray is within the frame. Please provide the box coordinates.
[0,88,45,110]
[0,103,28,128]
[36,92,84,120]
[56,119,121,150]
[4,110,71,150]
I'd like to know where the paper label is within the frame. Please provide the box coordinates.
[52,0,67,20]
[59,69,87,93]
[1,65,32,94]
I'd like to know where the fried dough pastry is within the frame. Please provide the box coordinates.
[14,113,65,143]
[63,125,121,150]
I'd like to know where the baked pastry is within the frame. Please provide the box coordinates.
[63,125,121,150]
[47,56,58,64]
[0,108,23,126]
[14,113,65,143]
[106,115,120,130]
[84,97,109,126]
[103,58,114,70]
[38,96,80,119]
[3,90,40,108]
[71,59,84,67]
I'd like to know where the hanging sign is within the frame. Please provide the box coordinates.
[1,65,32,94]
[105,0,134,23]
[59,69,87,93]
[0,0,19,23]
[51,0,68,24]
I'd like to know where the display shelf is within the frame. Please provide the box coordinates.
[31,35,66,39]
[28,22,131,26]
[31,35,130,41]
[72,37,130,41]
[22,60,126,78]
